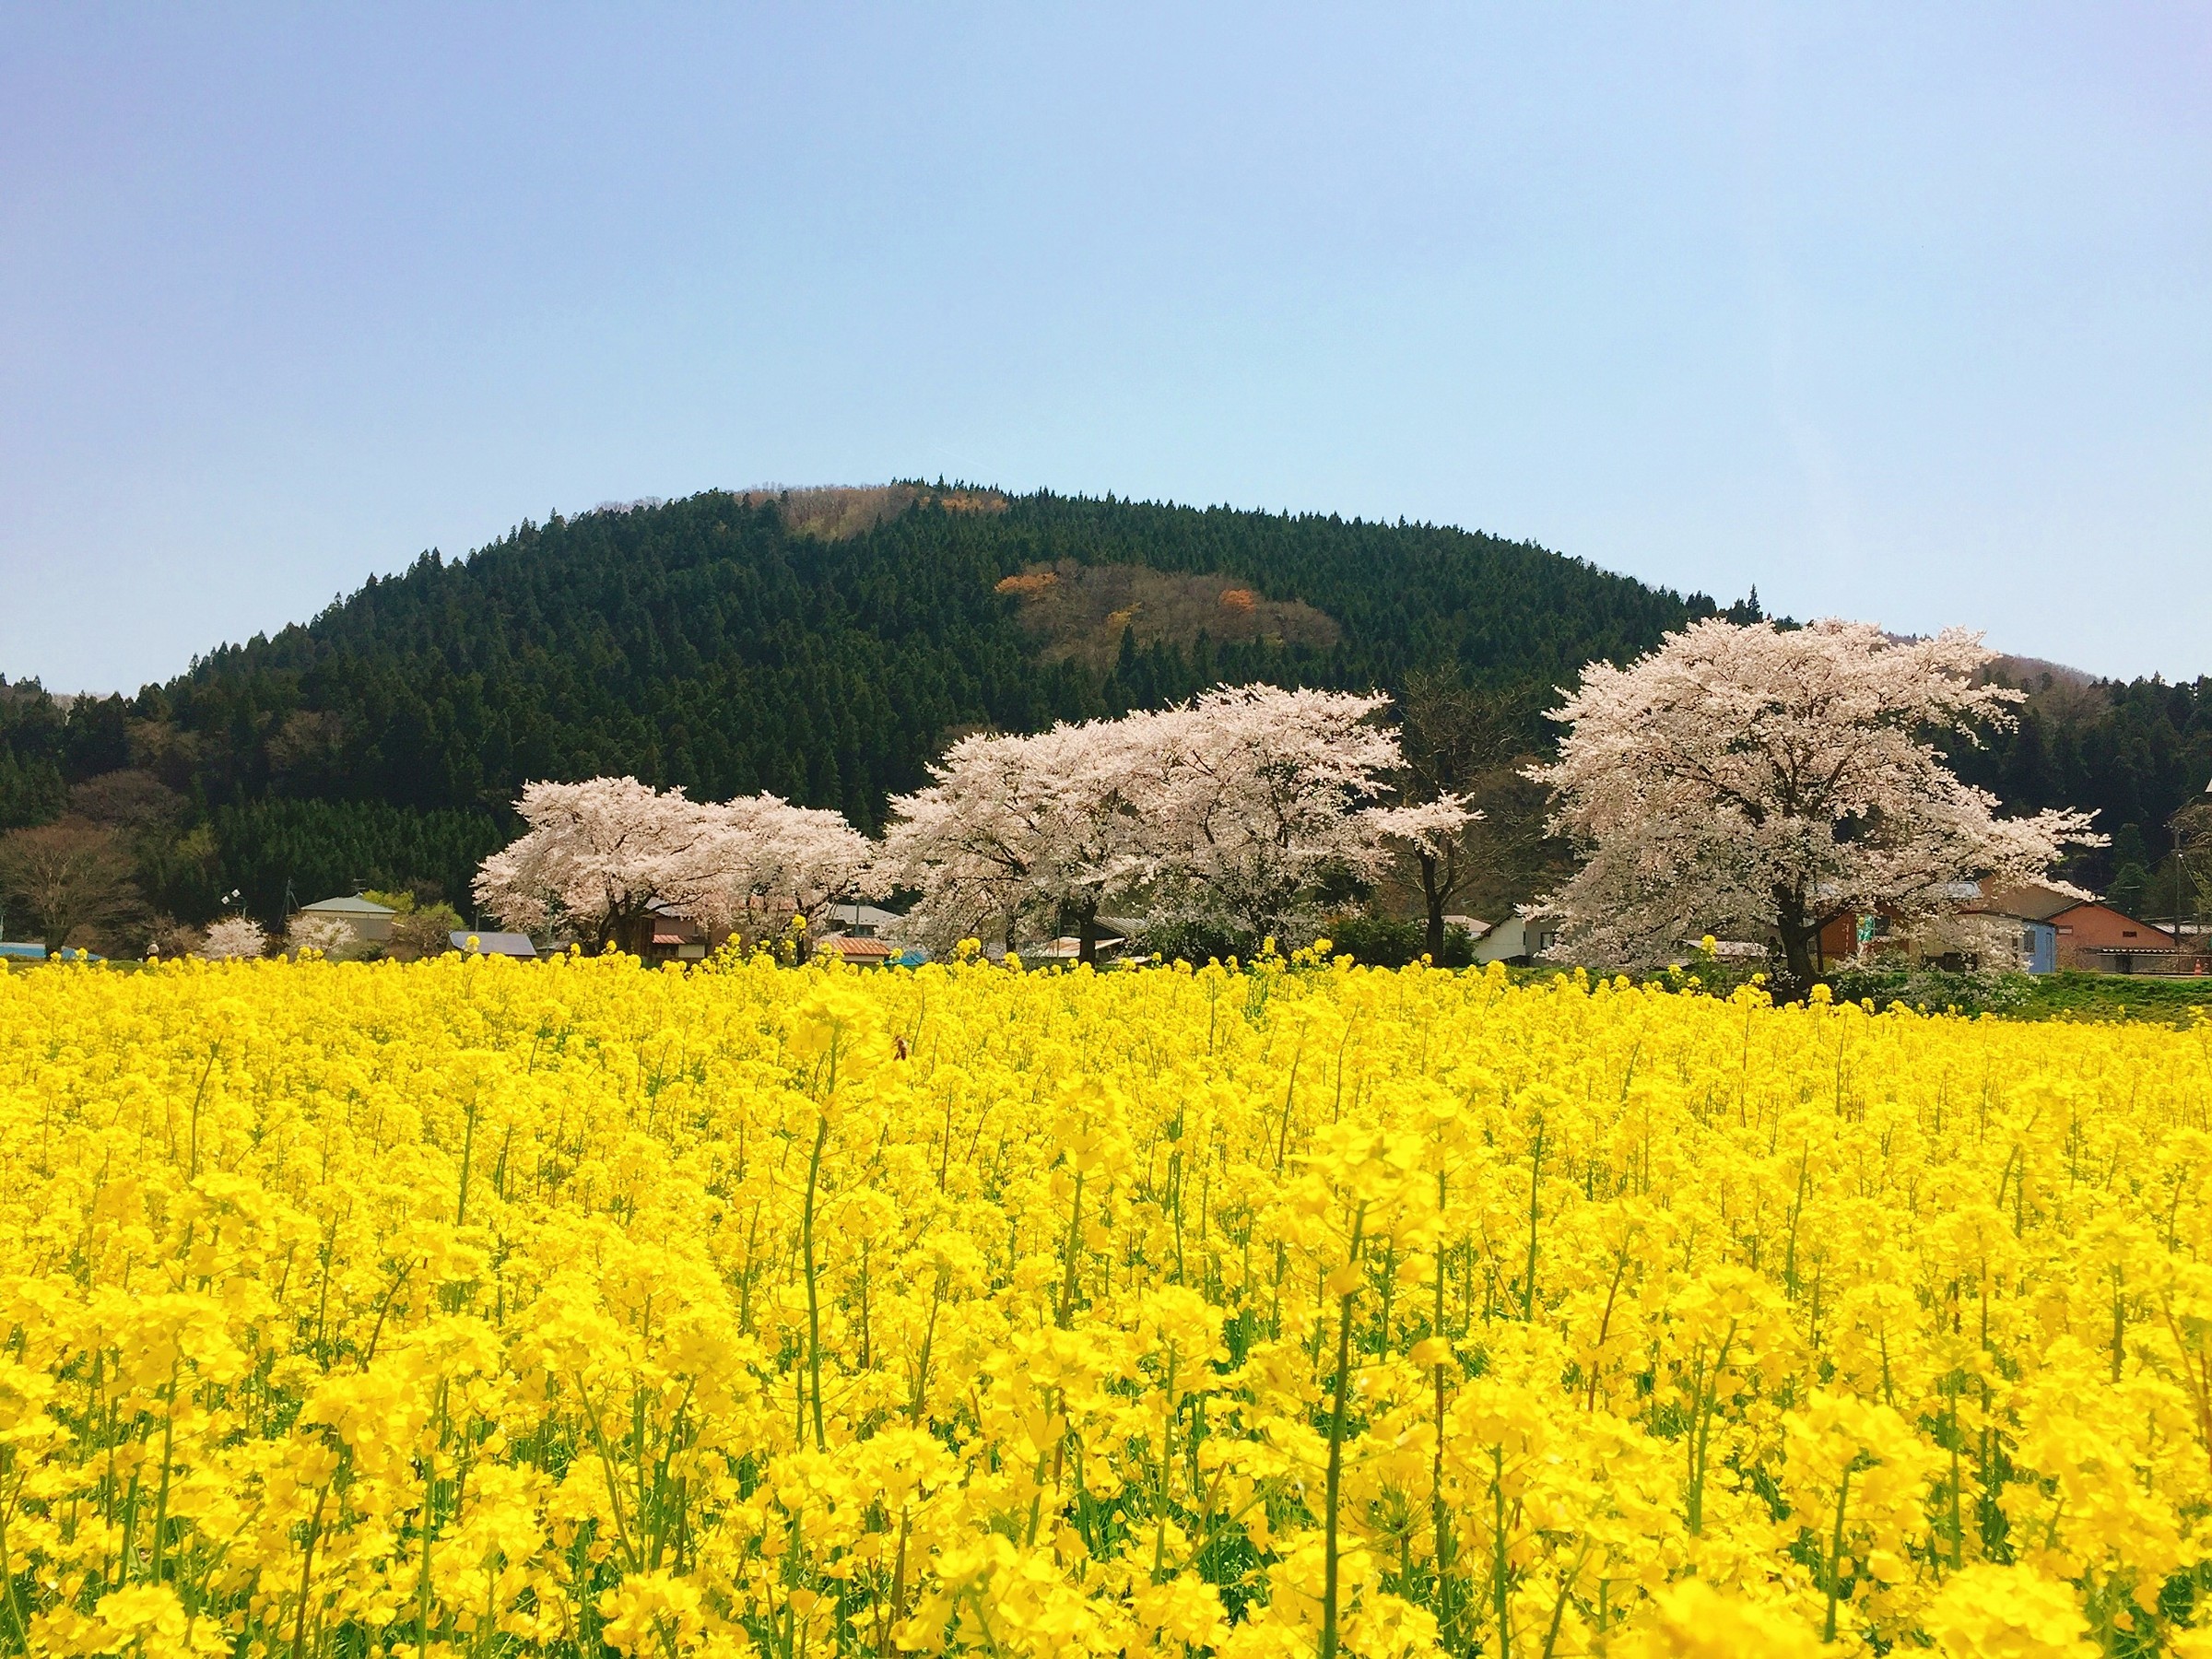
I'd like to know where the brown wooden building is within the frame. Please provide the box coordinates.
[2046,901,2183,972]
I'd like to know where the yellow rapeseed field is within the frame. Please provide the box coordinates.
[2,950,2210,1659]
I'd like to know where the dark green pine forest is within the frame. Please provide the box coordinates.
[2,485,2206,935]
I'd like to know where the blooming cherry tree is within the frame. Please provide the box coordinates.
[486,690,1473,963]
[474,777,728,951]
[882,686,1474,958]
[704,794,877,949]
[878,716,1160,959]
[1144,686,1473,947]
[285,912,358,959]
[199,916,267,960]
[1531,618,2100,983]
[476,778,877,955]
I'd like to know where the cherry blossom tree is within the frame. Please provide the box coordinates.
[877,716,1161,961]
[199,916,267,960]
[473,777,727,951]
[475,779,876,956]
[880,687,1474,959]
[491,692,1473,965]
[702,794,877,954]
[1144,686,1473,948]
[285,912,358,959]
[1531,618,2100,986]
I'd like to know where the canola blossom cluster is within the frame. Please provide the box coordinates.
[2,952,2210,1659]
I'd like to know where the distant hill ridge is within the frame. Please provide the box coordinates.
[171,483,1712,817]
[0,484,1716,916]
[2,483,2204,926]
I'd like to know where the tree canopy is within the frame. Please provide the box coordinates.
[1535,619,2098,983]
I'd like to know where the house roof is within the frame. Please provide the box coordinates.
[451,931,539,958]
[2046,901,2176,937]
[1974,883,2084,923]
[301,894,396,916]
[820,935,896,960]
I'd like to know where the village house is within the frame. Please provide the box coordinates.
[297,893,397,946]
[820,903,904,938]
[1812,881,2204,976]
[2047,902,2186,973]
[1021,932,1132,963]
[1470,916,1560,967]
[641,900,717,962]
[450,931,540,959]
[816,933,898,966]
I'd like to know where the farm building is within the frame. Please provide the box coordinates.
[297,893,397,945]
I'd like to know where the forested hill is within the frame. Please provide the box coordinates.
[4,485,2205,934]
[0,488,1717,922]
[1945,672,2212,917]
[177,488,1707,818]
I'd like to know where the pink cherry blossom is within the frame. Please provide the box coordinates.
[1531,618,2100,982]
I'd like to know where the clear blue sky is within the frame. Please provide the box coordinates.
[3,4,2206,692]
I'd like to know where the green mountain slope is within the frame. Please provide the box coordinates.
[8,485,2203,937]
[2,487,1720,924]
[174,488,1712,815]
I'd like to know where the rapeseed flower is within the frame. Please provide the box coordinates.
[1,950,2208,1654]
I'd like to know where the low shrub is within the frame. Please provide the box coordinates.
[1326,914,1425,968]
[1823,961,2032,1017]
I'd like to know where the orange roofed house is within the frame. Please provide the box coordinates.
[1816,883,2204,977]
[1988,887,2194,975]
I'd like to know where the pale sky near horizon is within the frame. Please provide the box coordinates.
[3,4,2206,694]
